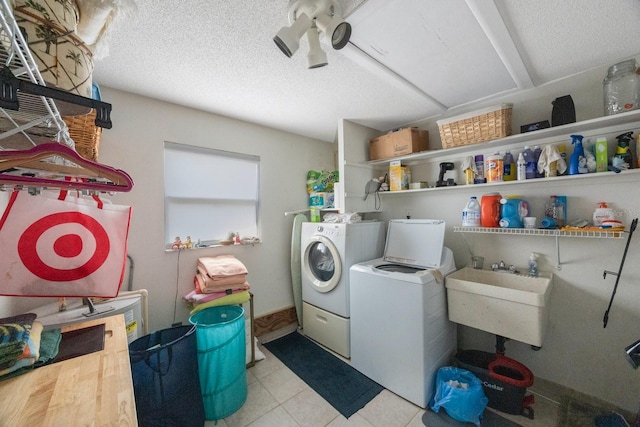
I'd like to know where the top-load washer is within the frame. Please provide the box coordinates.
[349,219,457,408]
[301,221,385,357]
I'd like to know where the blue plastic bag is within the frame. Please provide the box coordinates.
[429,366,489,426]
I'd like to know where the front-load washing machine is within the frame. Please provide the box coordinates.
[350,219,457,408]
[301,221,385,357]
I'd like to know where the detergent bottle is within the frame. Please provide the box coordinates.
[481,193,502,227]
[533,146,543,177]
[593,202,615,227]
[568,134,585,175]
[503,150,516,181]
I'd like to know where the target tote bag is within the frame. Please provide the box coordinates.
[0,190,132,297]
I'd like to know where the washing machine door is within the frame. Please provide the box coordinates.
[302,235,342,293]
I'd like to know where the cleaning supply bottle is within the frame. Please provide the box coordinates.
[516,152,526,181]
[557,144,567,175]
[485,153,503,182]
[462,196,481,227]
[533,146,543,177]
[503,150,516,181]
[593,202,615,226]
[474,154,485,184]
[615,131,633,169]
[528,253,539,277]
[522,146,536,179]
[568,134,585,175]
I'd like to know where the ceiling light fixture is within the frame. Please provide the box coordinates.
[274,0,351,68]
[306,23,328,69]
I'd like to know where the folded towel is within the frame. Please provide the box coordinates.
[196,277,251,295]
[189,290,251,315]
[184,288,248,304]
[198,255,248,277]
[34,328,62,368]
[0,313,36,370]
[195,266,247,290]
[0,322,42,379]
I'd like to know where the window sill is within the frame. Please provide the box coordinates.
[165,240,262,252]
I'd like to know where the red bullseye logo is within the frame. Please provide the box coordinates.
[18,212,110,282]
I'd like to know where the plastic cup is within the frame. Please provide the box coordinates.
[472,256,484,269]
[524,217,537,229]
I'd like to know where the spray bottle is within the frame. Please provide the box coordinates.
[528,252,539,277]
[568,134,585,175]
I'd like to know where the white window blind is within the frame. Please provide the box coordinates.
[163,141,260,246]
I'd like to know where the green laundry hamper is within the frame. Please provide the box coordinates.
[189,305,247,421]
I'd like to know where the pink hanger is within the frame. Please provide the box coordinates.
[0,142,133,192]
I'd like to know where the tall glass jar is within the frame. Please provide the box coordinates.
[603,59,640,116]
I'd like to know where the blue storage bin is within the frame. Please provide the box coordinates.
[189,305,247,421]
[129,325,205,427]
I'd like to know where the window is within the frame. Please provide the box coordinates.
[163,141,260,247]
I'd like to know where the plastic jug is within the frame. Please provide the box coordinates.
[462,196,481,227]
[499,197,529,228]
[481,193,502,228]
[503,150,516,181]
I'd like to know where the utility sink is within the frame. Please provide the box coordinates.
[445,267,553,347]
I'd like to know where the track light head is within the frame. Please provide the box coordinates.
[274,12,312,57]
[306,25,327,68]
[315,13,351,50]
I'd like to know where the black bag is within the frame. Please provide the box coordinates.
[129,325,205,427]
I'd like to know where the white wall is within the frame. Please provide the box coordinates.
[341,59,640,412]
[1,88,336,332]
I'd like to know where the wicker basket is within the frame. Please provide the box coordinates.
[437,104,513,149]
[63,110,102,161]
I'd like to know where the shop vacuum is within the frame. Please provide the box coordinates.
[455,342,535,419]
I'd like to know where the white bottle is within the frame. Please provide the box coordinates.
[528,252,539,277]
[462,196,481,227]
[517,152,527,181]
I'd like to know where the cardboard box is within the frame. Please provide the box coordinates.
[369,127,429,160]
[389,161,411,191]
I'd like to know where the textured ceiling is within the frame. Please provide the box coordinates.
[92,0,640,143]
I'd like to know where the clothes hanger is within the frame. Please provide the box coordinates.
[0,142,133,192]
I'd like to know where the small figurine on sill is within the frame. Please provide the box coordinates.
[171,236,183,250]
[184,236,194,249]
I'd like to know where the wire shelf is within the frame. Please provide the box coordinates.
[454,226,624,239]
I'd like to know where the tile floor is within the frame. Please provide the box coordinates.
[205,334,562,427]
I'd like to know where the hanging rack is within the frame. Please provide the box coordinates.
[0,66,112,129]
[0,142,133,192]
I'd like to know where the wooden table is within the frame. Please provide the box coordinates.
[0,314,138,426]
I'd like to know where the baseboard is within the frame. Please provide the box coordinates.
[254,306,297,337]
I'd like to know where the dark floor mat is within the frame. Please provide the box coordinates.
[264,331,383,419]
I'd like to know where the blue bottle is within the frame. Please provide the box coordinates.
[533,146,543,177]
[522,146,536,179]
[568,134,585,175]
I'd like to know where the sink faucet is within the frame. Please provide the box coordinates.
[491,261,518,274]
